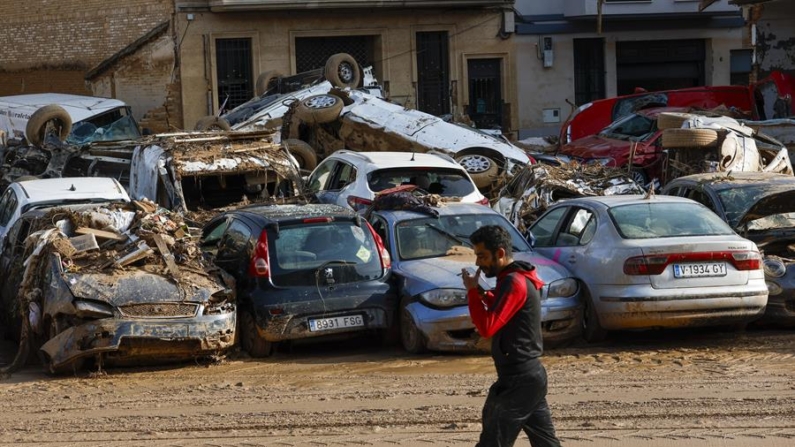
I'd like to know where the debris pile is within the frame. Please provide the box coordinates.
[494,161,643,232]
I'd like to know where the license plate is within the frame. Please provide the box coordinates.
[673,262,727,278]
[308,314,364,332]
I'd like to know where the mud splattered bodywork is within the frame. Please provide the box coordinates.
[0,202,236,372]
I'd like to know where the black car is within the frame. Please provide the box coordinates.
[663,171,795,326]
[201,203,396,356]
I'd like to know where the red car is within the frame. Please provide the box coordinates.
[557,107,693,186]
[560,71,795,145]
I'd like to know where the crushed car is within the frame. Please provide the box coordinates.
[663,171,795,327]
[0,199,236,374]
[280,88,531,192]
[492,161,643,234]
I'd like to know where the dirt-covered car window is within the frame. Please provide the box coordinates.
[269,222,382,286]
[67,114,141,145]
[599,113,656,140]
[609,202,734,239]
[717,184,795,231]
[368,168,476,196]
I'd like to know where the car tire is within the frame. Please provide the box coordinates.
[294,94,344,124]
[657,112,695,130]
[240,310,274,358]
[283,139,318,171]
[25,104,72,146]
[40,316,85,376]
[194,115,232,131]
[324,53,361,89]
[255,70,283,97]
[582,293,608,343]
[400,306,427,354]
[661,128,719,149]
[628,167,649,186]
[456,153,499,188]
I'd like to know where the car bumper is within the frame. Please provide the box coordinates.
[595,283,768,330]
[407,298,583,352]
[257,306,391,342]
[40,313,236,368]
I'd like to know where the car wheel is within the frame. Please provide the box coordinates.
[661,128,719,149]
[324,53,361,89]
[194,115,232,131]
[294,94,344,124]
[582,294,607,343]
[255,70,283,97]
[41,317,85,376]
[283,139,319,171]
[400,306,427,354]
[456,153,499,189]
[240,310,274,358]
[629,167,649,186]
[25,104,72,146]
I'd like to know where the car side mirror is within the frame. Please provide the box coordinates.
[525,230,536,248]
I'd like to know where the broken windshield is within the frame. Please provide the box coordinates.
[67,114,141,145]
[598,113,656,141]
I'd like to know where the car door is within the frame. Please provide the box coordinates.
[0,187,19,247]
[530,205,600,285]
[307,158,338,204]
[322,161,358,208]
[214,217,257,290]
[0,216,32,326]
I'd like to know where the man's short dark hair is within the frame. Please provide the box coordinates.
[470,225,513,256]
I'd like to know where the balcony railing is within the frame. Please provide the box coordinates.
[563,0,739,18]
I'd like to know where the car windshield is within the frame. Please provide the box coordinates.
[609,202,735,239]
[66,111,142,145]
[268,221,383,286]
[396,213,531,260]
[221,93,283,126]
[598,113,656,141]
[368,168,476,196]
[717,184,795,231]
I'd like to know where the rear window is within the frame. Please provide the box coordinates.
[367,167,475,196]
[268,220,383,286]
[609,202,734,239]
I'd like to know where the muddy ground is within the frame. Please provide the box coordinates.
[1,327,794,447]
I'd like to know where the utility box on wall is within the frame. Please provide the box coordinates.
[542,108,560,123]
[542,37,553,68]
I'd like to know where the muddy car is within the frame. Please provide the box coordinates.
[283,89,531,192]
[663,172,795,326]
[0,202,236,374]
[366,198,581,353]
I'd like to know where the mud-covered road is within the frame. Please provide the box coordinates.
[1,327,794,447]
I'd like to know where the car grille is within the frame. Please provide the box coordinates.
[119,303,198,318]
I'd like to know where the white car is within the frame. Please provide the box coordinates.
[307,151,488,212]
[0,177,131,249]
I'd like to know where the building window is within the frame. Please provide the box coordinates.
[215,38,253,112]
[416,31,450,116]
[730,49,753,86]
[574,38,605,106]
[295,36,375,74]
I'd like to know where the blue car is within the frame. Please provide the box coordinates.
[366,202,582,353]
[201,203,397,357]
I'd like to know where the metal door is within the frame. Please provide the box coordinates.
[416,31,450,117]
[467,58,502,129]
[215,38,253,112]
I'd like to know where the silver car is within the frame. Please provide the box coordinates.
[367,203,581,353]
[528,195,768,342]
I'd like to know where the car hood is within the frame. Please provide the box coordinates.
[397,251,571,297]
[736,189,795,228]
[558,135,631,160]
[63,269,225,306]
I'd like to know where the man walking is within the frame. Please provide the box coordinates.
[461,225,561,447]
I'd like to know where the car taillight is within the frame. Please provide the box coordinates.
[365,221,391,270]
[477,197,490,206]
[347,196,372,212]
[248,230,270,278]
[623,251,762,275]
[731,251,761,271]
[623,255,669,275]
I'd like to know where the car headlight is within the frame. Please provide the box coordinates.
[763,257,786,278]
[73,300,115,318]
[547,278,578,299]
[419,289,468,308]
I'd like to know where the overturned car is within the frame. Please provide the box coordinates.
[0,201,236,374]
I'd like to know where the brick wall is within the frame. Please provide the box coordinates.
[0,0,173,96]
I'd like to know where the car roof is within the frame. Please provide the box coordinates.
[14,177,129,202]
[666,172,795,191]
[374,202,497,220]
[553,194,698,208]
[0,94,129,122]
[232,203,357,222]
[327,151,461,170]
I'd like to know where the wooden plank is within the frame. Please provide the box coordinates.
[75,227,127,241]
[152,234,181,277]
